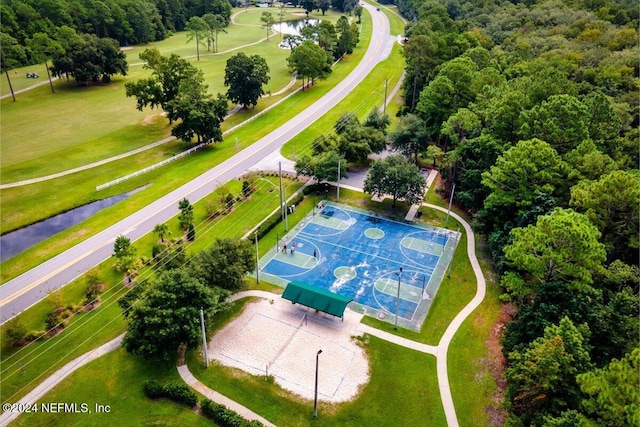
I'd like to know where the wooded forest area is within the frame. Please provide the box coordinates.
[394,0,638,425]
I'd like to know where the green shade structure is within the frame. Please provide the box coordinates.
[282,281,352,319]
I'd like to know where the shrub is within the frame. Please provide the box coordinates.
[143,381,197,408]
[45,312,59,331]
[201,399,226,419]
[200,399,265,427]
[5,318,26,345]
[164,383,198,407]
[23,330,45,343]
[225,193,235,211]
[143,380,164,398]
[84,284,103,304]
[187,224,196,242]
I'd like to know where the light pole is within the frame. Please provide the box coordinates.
[394,267,402,330]
[314,349,322,418]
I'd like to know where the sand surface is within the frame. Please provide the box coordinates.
[209,297,369,402]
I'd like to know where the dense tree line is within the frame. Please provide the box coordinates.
[395,0,638,425]
[0,0,233,67]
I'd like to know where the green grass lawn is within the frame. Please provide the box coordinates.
[0,8,373,271]
[10,348,211,427]
[0,175,301,403]
[1,6,503,426]
[1,183,501,427]
[281,41,405,161]
[187,298,445,427]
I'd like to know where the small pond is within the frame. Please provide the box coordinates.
[0,185,149,262]
[276,19,320,49]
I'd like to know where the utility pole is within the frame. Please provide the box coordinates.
[383,78,388,113]
[337,160,341,201]
[314,349,323,418]
[279,162,284,220]
[279,162,288,231]
[394,267,403,330]
[255,232,260,284]
[445,183,455,228]
[200,307,209,368]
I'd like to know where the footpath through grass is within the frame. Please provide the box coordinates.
[0,175,301,404]
[1,6,502,425]
[0,9,374,281]
[2,183,500,427]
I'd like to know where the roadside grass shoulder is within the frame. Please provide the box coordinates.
[0,176,300,403]
[1,10,374,281]
[280,42,405,160]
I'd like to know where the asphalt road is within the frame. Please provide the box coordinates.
[0,5,395,323]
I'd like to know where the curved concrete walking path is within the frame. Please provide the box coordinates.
[0,334,123,426]
[0,71,299,190]
[0,205,485,427]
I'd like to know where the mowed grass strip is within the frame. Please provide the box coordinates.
[9,348,211,427]
[187,302,445,427]
[0,176,301,403]
[0,9,373,280]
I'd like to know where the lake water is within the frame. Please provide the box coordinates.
[0,186,148,262]
[276,19,320,36]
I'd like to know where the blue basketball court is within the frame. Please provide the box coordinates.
[258,202,460,331]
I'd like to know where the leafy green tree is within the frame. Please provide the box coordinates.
[364,154,426,208]
[282,33,303,50]
[224,53,270,109]
[185,16,208,60]
[402,33,447,111]
[318,0,331,15]
[564,140,618,181]
[582,90,621,155]
[316,20,338,59]
[440,108,481,150]
[448,134,506,213]
[167,71,228,143]
[177,198,194,232]
[287,40,331,89]
[122,269,227,361]
[473,83,529,145]
[260,11,275,41]
[519,94,590,155]
[416,56,479,142]
[203,13,227,53]
[480,139,570,237]
[26,32,63,93]
[504,208,606,290]
[336,122,387,163]
[302,0,317,16]
[295,150,347,183]
[389,114,428,163]
[506,317,592,425]
[364,108,390,135]
[125,49,199,124]
[153,223,170,243]
[188,238,255,292]
[570,170,640,264]
[335,16,357,58]
[50,33,128,85]
[0,32,26,102]
[153,242,187,271]
[424,145,444,167]
[577,348,640,427]
[353,4,363,22]
[112,235,140,285]
[501,281,639,367]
